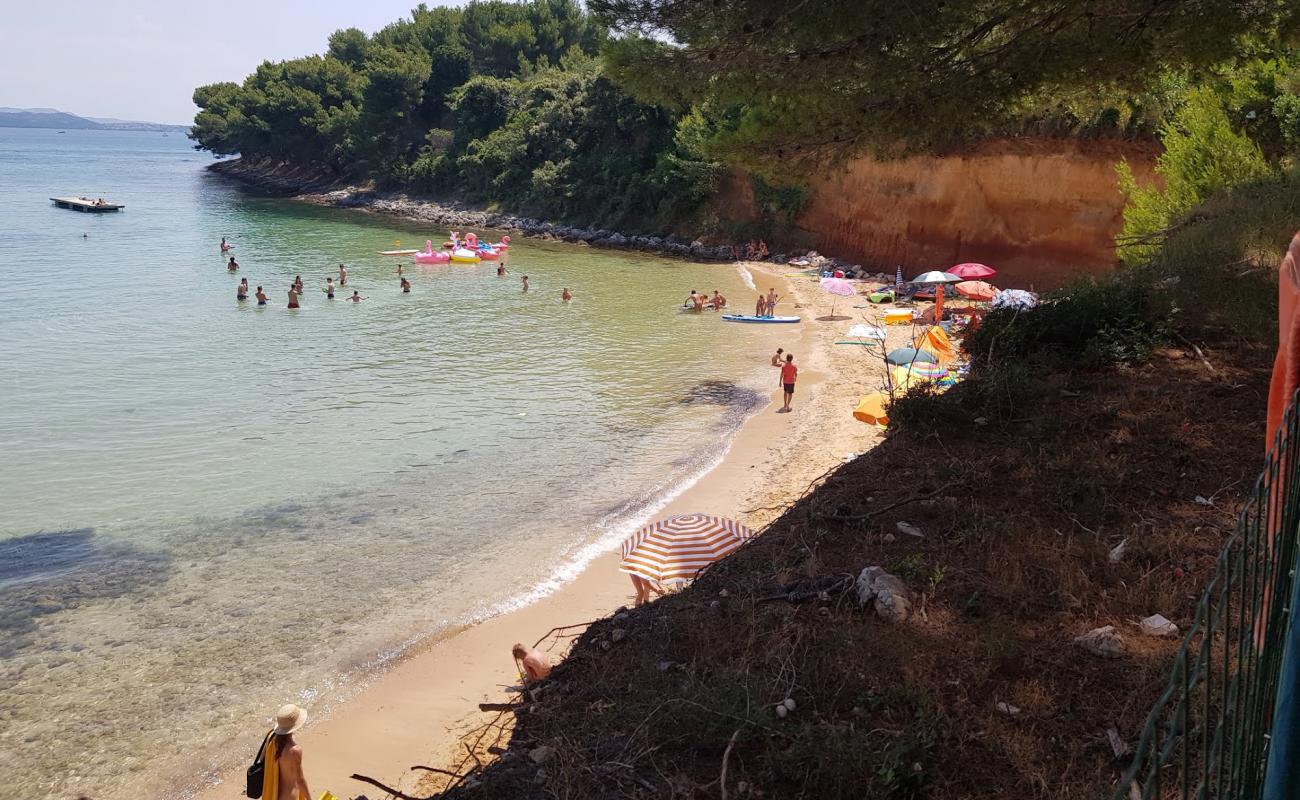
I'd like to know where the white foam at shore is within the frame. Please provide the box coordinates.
[736,262,756,292]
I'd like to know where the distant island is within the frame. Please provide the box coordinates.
[0,107,189,133]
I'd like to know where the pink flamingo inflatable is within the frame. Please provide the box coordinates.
[414,239,450,264]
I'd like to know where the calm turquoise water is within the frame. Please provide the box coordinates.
[0,128,782,799]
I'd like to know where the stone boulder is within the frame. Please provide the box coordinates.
[855,566,915,623]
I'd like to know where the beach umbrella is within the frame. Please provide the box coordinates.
[854,392,890,427]
[954,280,998,301]
[886,347,939,366]
[949,263,998,280]
[819,276,856,319]
[992,289,1040,310]
[620,513,756,585]
[894,265,904,291]
[905,361,948,378]
[911,271,962,321]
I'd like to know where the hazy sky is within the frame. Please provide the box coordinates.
[0,1,450,124]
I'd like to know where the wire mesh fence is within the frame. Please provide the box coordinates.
[1115,393,1300,799]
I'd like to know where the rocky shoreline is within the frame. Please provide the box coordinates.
[208,158,883,278]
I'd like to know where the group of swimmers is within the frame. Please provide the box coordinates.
[224,238,574,308]
[684,289,727,311]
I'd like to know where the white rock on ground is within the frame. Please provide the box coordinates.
[856,566,915,623]
[1140,614,1179,638]
[896,521,925,538]
[1074,625,1124,658]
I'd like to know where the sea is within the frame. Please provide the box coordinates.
[0,128,780,799]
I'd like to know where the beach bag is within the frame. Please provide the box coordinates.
[246,730,274,798]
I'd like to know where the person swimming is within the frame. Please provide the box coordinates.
[227,256,239,272]
[255,286,268,306]
[345,290,367,302]
[237,278,249,301]
[561,287,572,302]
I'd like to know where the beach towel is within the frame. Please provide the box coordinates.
[260,736,279,800]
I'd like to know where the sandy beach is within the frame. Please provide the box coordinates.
[195,262,904,800]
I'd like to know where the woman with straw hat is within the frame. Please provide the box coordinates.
[260,704,312,800]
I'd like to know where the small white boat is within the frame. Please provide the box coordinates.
[721,314,800,324]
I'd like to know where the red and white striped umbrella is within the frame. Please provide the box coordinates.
[620,514,756,584]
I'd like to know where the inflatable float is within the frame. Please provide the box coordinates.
[414,240,450,264]
[477,245,500,261]
[450,248,481,263]
[721,314,801,324]
[380,249,419,256]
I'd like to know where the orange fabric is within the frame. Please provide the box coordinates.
[853,392,889,426]
[915,326,956,366]
[1268,234,1300,450]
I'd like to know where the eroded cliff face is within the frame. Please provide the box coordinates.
[726,139,1159,290]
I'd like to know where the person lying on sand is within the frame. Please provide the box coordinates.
[512,643,552,683]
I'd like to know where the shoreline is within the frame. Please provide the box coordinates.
[207,158,888,281]
[193,262,892,800]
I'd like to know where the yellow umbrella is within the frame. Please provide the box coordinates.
[620,514,756,584]
[854,392,890,426]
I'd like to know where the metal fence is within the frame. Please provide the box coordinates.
[1116,391,1300,800]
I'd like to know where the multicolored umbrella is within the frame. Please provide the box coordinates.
[819,276,856,318]
[949,263,998,280]
[620,514,756,584]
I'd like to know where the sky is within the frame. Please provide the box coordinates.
[0,1,451,125]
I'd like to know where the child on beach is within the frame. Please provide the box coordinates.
[780,354,798,412]
[512,643,552,683]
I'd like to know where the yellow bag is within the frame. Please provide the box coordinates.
[320,793,339,800]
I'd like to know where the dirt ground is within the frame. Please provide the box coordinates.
[408,324,1272,800]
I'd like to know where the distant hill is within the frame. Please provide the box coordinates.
[0,107,189,133]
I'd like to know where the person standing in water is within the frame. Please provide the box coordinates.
[324,277,335,299]
[346,290,367,302]
[227,256,239,272]
[780,354,798,412]
[293,275,304,294]
[338,263,348,286]
[260,704,311,800]
[497,263,507,277]
[522,275,529,292]
[255,286,268,306]
[220,237,231,252]
[237,278,249,301]
[396,264,404,278]
[287,285,300,309]
[400,277,412,293]
[561,288,572,302]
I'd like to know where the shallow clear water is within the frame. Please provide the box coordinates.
[0,128,781,799]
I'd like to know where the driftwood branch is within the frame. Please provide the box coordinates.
[816,483,952,522]
[411,764,461,778]
[350,772,431,800]
[757,575,854,603]
[478,702,520,712]
[719,728,741,800]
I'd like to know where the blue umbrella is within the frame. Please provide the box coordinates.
[886,347,939,366]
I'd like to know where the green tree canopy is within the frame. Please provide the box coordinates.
[590,0,1298,168]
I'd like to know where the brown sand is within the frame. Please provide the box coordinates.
[195,263,901,800]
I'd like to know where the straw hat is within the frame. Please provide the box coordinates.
[273,704,308,735]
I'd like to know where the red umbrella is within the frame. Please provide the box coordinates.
[949,263,997,280]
